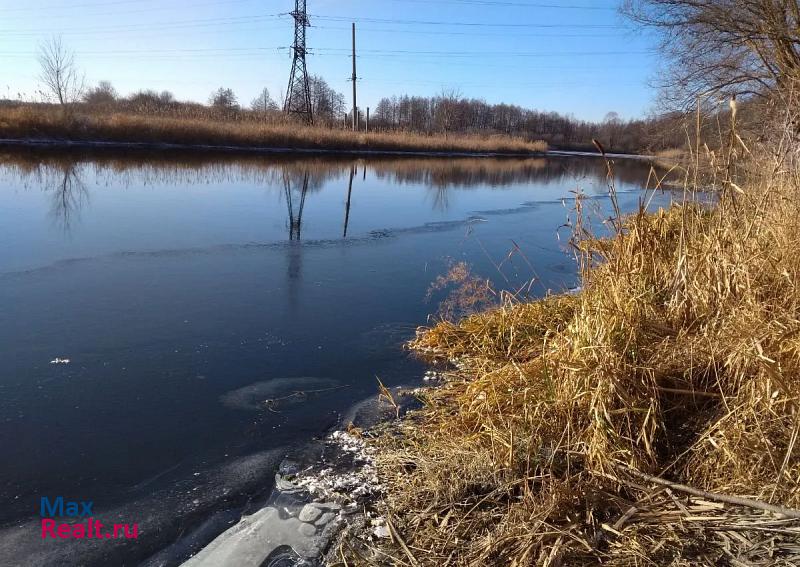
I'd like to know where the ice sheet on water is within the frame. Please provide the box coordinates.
[219,378,340,412]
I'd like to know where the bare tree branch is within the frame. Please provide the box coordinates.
[37,36,85,105]
[623,0,800,109]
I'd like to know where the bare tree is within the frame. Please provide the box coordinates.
[623,0,800,108]
[83,80,117,106]
[308,76,346,124]
[251,87,278,119]
[602,111,623,150]
[435,88,463,134]
[209,87,239,110]
[38,36,84,105]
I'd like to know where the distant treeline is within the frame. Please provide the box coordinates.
[64,76,347,126]
[370,94,690,153]
[2,81,745,156]
[4,90,688,155]
[90,83,690,153]
[15,33,691,155]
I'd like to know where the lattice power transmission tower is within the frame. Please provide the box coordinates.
[284,0,313,123]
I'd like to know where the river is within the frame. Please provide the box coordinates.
[0,149,669,565]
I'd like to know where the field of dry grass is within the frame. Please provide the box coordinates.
[337,116,800,565]
[0,105,547,155]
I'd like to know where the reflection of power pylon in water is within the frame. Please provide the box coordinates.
[283,171,310,312]
[284,171,310,240]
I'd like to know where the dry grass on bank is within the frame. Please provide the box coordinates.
[0,105,547,155]
[652,147,689,168]
[345,126,800,565]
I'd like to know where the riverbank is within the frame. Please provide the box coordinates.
[175,392,420,567]
[0,106,547,156]
[345,148,800,564]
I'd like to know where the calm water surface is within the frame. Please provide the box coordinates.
[0,149,667,565]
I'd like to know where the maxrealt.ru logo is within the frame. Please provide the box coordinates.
[40,497,138,540]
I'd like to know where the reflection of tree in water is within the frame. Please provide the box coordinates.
[1,149,664,232]
[2,148,660,195]
[48,163,88,233]
[429,184,450,212]
[370,156,656,191]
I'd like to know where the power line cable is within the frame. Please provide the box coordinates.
[0,13,284,35]
[311,47,650,57]
[0,47,651,61]
[0,0,150,12]
[0,0,266,21]
[310,14,623,29]
[312,23,625,38]
[377,0,614,10]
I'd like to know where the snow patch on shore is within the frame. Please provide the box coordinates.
[294,430,382,501]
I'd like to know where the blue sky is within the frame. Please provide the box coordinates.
[0,0,659,121]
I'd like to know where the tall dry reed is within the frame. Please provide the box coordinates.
[344,107,800,566]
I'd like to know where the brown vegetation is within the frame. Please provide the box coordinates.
[0,105,547,155]
[340,111,800,564]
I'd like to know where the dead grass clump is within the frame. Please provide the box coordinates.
[415,293,577,363]
[361,126,800,564]
[425,260,498,322]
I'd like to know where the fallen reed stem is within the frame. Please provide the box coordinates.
[613,464,800,519]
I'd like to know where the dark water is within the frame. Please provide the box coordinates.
[0,149,669,565]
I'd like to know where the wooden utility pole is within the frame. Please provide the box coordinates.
[351,22,357,131]
[366,107,370,133]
